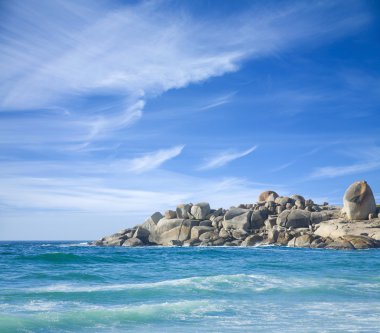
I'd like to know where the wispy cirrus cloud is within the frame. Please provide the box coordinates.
[199,146,257,170]
[198,92,237,111]
[126,145,185,174]
[309,145,380,179]
[310,161,380,179]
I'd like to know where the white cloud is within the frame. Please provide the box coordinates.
[1,0,369,111]
[87,100,144,140]
[198,92,237,111]
[310,161,380,179]
[199,146,257,170]
[0,0,371,148]
[0,163,285,216]
[126,145,185,174]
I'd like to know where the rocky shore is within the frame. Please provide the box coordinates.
[91,180,380,250]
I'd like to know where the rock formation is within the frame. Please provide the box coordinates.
[91,181,380,250]
[342,180,376,220]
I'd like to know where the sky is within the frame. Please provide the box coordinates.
[0,0,379,240]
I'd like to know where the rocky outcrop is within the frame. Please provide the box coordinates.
[91,181,380,250]
[343,181,376,220]
[314,218,380,241]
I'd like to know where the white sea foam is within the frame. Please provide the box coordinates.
[24,273,337,294]
[40,242,89,247]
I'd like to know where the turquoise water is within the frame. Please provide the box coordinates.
[1,242,380,332]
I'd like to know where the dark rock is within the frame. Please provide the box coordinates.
[133,227,150,243]
[277,210,311,228]
[251,211,265,229]
[241,235,263,246]
[199,220,213,227]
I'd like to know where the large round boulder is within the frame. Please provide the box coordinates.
[258,190,279,202]
[343,181,376,220]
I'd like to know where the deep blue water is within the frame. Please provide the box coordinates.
[0,242,380,332]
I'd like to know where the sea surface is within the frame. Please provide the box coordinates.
[0,241,380,333]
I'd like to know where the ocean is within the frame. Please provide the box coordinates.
[0,241,379,333]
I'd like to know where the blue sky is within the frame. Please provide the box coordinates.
[1,0,379,240]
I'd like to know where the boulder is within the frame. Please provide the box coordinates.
[122,238,143,247]
[224,208,249,220]
[276,231,293,245]
[232,229,248,240]
[264,217,277,230]
[277,210,311,228]
[199,231,218,242]
[157,219,199,245]
[291,194,305,203]
[288,234,313,247]
[212,238,226,246]
[258,190,279,202]
[341,235,379,249]
[105,238,125,246]
[241,235,263,246]
[155,218,185,236]
[315,218,380,241]
[325,238,355,250]
[267,228,279,243]
[164,210,177,219]
[250,211,265,229]
[310,212,327,224]
[191,202,211,220]
[141,212,163,243]
[167,240,182,246]
[294,200,304,209]
[133,227,150,243]
[191,226,215,240]
[183,238,200,247]
[199,220,213,227]
[310,238,326,248]
[176,204,191,219]
[222,208,252,231]
[343,181,376,220]
[219,229,230,238]
[275,196,293,206]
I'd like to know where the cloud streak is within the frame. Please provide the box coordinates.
[199,146,257,170]
[310,161,380,179]
[126,145,185,174]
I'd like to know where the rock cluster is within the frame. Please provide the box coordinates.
[91,181,380,250]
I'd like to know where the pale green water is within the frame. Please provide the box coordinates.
[1,241,380,332]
